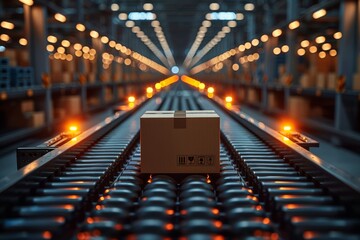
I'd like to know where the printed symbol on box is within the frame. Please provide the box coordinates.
[206,156,214,165]
[198,156,205,165]
[187,156,195,165]
[178,156,186,165]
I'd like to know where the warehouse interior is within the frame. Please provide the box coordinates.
[0,0,360,239]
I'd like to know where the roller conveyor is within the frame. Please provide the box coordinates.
[0,83,359,240]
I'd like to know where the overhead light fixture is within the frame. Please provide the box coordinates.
[329,49,337,57]
[260,34,268,42]
[47,35,57,43]
[171,66,179,74]
[244,3,255,11]
[297,48,306,56]
[111,3,120,11]
[0,34,10,42]
[90,30,99,38]
[273,47,281,55]
[125,20,135,28]
[61,40,70,47]
[288,20,300,30]
[210,12,236,20]
[101,36,109,44]
[227,21,237,28]
[76,23,86,32]
[209,3,220,11]
[54,13,66,23]
[19,0,33,6]
[315,36,325,44]
[251,39,259,46]
[318,51,326,58]
[300,40,310,48]
[19,38,27,46]
[309,46,317,53]
[322,43,331,51]
[312,9,326,19]
[118,13,127,20]
[333,31,342,39]
[128,12,155,20]
[1,21,15,30]
[143,3,153,11]
[272,29,282,37]
[281,45,289,53]
[236,13,244,20]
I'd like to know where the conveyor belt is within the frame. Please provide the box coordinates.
[0,83,359,240]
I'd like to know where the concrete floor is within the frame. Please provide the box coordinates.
[0,103,359,185]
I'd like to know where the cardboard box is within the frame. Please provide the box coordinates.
[25,111,45,128]
[288,96,309,119]
[141,110,220,174]
[59,96,81,115]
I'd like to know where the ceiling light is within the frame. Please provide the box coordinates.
[1,21,15,30]
[209,3,220,11]
[322,43,331,51]
[76,23,86,32]
[333,32,342,39]
[228,21,237,28]
[171,66,179,74]
[19,38,27,46]
[238,44,245,52]
[244,42,251,49]
[315,36,325,44]
[143,3,153,11]
[309,46,317,53]
[273,47,281,55]
[232,63,239,71]
[125,21,135,28]
[319,51,326,58]
[111,3,119,11]
[244,3,255,11]
[0,34,10,42]
[46,45,54,52]
[297,48,306,56]
[329,49,337,57]
[281,45,289,53]
[47,35,57,43]
[251,39,259,46]
[260,34,268,42]
[236,13,244,20]
[54,13,66,22]
[202,20,211,27]
[18,0,33,6]
[272,29,282,37]
[90,30,99,38]
[313,9,326,19]
[288,20,300,30]
[118,13,127,20]
[300,40,310,48]
[61,40,70,47]
[101,36,109,44]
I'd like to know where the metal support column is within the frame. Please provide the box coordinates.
[335,0,359,131]
[24,5,49,85]
[338,0,358,89]
[44,88,53,129]
[286,0,299,84]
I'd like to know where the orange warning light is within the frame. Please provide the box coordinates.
[146,87,154,94]
[207,87,215,94]
[283,125,292,131]
[128,96,136,103]
[199,82,206,90]
[69,125,78,132]
[225,96,233,103]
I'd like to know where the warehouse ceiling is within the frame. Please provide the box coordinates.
[0,0,340,73]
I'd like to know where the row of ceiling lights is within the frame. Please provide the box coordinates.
[190,6,337,75]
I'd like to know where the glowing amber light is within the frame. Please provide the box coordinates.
[260,34,269,42]
[199,83,206,90]
[309,46,317,53]
[166,209,174,215]
[225,96,233,103]
[300,40,310,48]
[76,23,86,32]
[155,83,162,90]
[1,21,15,30]
[47,35,57,43]
[283,125,292,131]
[146,87,154,94]
[42,231,52,239]
[128,96,135,103]
[207,87,215,94]
[297,48,305,56]
[272,28,282,37]
[165,223,174,231]
[312,9,326,19]
[214,220,222,228]
[19,0,34,6]
[54,13,66,23]
[288,20,300,30]
[90,30,99,38]
[315,36,325,44]
[263,217,271,224]
[333,31,342,40]
[212,208,219,215]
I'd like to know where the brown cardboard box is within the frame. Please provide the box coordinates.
[327,73,337,90]
[59,96,81,115]
[25,111,45,128]
[288,96,309,119]
[20,100,34,113]
[141,110,220,174]
[353,73,360,91]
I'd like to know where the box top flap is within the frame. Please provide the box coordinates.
[141,110,219,118]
